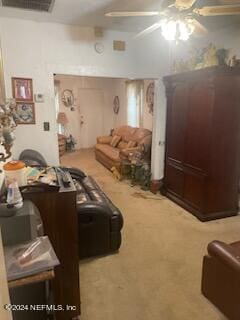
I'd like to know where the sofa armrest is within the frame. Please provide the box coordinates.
[207,240,240,272]
[121,146,139,154]
[77,202,113,218]
[96,136,112,144]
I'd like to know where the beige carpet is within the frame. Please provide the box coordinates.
[61,149,239,320]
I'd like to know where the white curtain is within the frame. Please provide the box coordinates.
[54,82,62,134]
[126,80,143,127]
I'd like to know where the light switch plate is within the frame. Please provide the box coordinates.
[43,122,50,131]
[35,93,44,103]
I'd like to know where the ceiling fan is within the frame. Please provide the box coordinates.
[105,0,240,41]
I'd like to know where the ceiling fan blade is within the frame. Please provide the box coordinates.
[134,22,162,39]
[161,0,175,10]
[194,5,240,16]
[187,18,208,37]
[175,0,198,10]
[105,11,160,17]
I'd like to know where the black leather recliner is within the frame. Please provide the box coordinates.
[67,168,124,259]
[18,151,124,260]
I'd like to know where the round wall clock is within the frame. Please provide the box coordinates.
[113,96,120,114]
[61,89,74,108]
[94,42,104,54]
[146,82,155,115]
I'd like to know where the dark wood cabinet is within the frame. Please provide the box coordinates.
[22,188,81,319]
[163,66,240,221]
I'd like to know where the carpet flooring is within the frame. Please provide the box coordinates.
[61,149,240,320]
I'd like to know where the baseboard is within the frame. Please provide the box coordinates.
[150,179,163,194]
[166,192,238,222]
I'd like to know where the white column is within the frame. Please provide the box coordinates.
[151,78,167,180]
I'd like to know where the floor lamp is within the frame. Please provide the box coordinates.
[57,112,68,135]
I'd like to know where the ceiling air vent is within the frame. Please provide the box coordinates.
[1,0,55,12]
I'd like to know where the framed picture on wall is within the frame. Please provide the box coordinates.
[12,77,33,102]
[15,102,35,124]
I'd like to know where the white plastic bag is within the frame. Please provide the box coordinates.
[4,236,60,281]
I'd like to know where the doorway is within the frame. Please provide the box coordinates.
[78,88,104,148]
[54,74,155,159]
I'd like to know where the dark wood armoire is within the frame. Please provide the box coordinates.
[163,66,240,221]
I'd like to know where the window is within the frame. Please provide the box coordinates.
[126,80,143,127]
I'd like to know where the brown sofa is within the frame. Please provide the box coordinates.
[95,125,152,170]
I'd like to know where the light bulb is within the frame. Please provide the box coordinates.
[178,21,189,41]
[179,20,194,41]
[161,20,177,41]
[161,19,195,42]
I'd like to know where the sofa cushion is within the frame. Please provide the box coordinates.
[118,141,128,150]
[97,136,112,144]
[89,190,105,202]
[110,135,121,147]
[132,128,152,143]
[112,125,137,142]
[95,144,120,161]
[127,140,137,148]
[77,193,90,204]
[74,180,86,193]
[82,176,98,192]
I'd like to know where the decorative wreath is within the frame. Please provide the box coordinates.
[61,89,74,108]
[146,82,155,115]
[113,96,120,114]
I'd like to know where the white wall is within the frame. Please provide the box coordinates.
[0,17,171,178]
[0,18,165,165]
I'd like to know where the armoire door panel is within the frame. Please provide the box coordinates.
[211,77,240,182]
[165,164,184,197]
[204,180,237,214]
[184,83,214,172]
[183,173,205,209]
[204,77,240,213]
[167,84,188,163]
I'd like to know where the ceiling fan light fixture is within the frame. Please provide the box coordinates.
[178,20,195,41]
[161,19,195,41]
[161,19,177,41]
